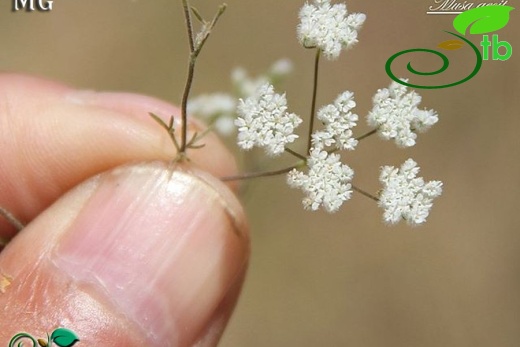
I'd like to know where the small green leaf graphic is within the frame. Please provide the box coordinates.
[49,328,79,347]
[437,39,464,50]
[453,5,514,35]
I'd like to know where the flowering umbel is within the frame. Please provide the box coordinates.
[228,1,443,224]
[287,91,358,212]
[235,83,302,156]
[297,0,366,59]
[287,149,354,213]
[312,91,358,151]
[189,59,294,136]
[367,79,439,148]
[379,159,443,226]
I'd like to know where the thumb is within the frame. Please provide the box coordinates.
[0,162,249,346]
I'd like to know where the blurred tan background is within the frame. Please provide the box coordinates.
[1,0,519,346]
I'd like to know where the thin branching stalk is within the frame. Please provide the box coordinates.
[285,147,307,161]
[306,49,321,154]
[194,5,227,58]
[149,113,180,152]
[352,185,379,202]
[326,128,380,156]
[0,207,24,232]
[182,0,195,53]
[356,128,378,142]
[179,1,227,156]
[180,0,196,154]
[221,164,302,182]
[180,58,195,155]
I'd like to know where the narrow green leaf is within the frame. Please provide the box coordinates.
[453,5,514,35]
[50,328,79,347]
[188,143,206,149]
[149,112,166,127]
[191,6,205,23]
[168,115,175,130]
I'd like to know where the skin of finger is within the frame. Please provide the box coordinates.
[0,163,250,346]
[0,73,237,237]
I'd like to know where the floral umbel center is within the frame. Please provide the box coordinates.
[146,0,443,227]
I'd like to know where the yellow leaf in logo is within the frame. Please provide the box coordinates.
[437,40,464,50]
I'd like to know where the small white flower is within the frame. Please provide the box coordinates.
[190,60,295,137]
[297,0,366,60]
[367,79,439,148]
[232,59,294,98]
[235,83,302,156]
[214,117,236,136]
[312,91,358,150]
[379,159,443,226]
[287,148,354,212]
[188,93,237,118]
[269,58,294,77]
[232,67,269,98]
[188,93,238,136]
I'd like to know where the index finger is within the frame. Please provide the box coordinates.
[0,73,237,238]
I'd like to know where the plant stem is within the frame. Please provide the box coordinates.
[0,207,24,231]
[356,128,378,142]
[149,113,180,152]
[352,185,379,202]
[180,0,197,155]
[179,1,226,156]
[221,164,302,182]
[182,0,195,53]
[180,58,196,154]
[194,4,227,58]
[325,128,379,156]
[285,147,307,161]
[306,49,321,155]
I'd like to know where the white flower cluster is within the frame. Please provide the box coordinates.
[288,91,358,212]
[234,82,356,212]
[297,0,366,59]
[189,59,293,136]
[229,1,443,223]
[235,83,302,156]
[187,93,237,135]
[367,80,438,148]
[232,58,293,98]
[232,68,269,99]
[288,149,354,212]
[379,159,443,226]
[312,91,358,150]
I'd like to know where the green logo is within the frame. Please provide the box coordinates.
[8,328,79,347]
[386,5,514,89]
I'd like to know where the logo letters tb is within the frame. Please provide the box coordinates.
[480,34,513,61]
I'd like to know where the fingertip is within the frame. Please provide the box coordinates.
[0,162,249,345]
[0,73,71,96]
[67,89,238,180]
[0,74,239,241]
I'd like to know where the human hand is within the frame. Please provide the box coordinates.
[0,74,249,346]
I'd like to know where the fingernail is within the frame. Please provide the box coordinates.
[53,162,249,345]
